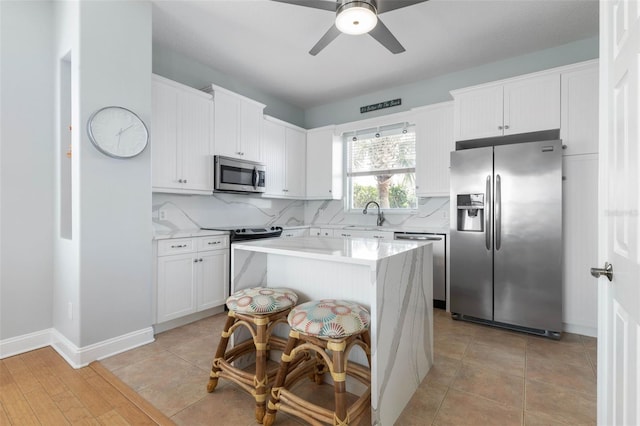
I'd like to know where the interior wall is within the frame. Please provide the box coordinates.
[304,36,599,128]
[52,0,80,345]
[0,1,55,340]
[78,1,153,347]
[152,43,306,128]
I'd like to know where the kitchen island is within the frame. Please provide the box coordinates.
[231,236,433,425]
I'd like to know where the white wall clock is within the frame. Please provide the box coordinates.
[87,106,149,159]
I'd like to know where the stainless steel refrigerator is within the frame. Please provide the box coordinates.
[449,139,563,337]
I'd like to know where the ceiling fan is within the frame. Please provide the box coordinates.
[272,0,429,55]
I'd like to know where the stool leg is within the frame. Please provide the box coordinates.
[253,318,268,423]
[332,345,348,426]
[207,312,236,392]
[263,333,299,426]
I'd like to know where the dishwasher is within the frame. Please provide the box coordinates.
[394,232,446,309]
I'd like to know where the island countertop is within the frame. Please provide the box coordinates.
[232,236,428,266]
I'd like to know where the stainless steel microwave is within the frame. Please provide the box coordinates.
[213,155,266,193]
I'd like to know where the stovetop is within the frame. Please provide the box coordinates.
[200,225,283,240]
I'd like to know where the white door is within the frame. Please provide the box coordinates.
[597,1,640,425]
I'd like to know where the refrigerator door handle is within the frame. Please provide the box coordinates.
[485,175,492,250]
[495,174,502,251]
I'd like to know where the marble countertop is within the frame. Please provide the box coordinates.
[232,236,429,266]
[153,228,228,240]
[306,224,449,234]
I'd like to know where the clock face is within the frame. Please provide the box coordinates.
[87,106,149,158]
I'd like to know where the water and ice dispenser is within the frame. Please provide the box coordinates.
[456,193,484,232]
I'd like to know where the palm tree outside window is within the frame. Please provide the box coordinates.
[346,123,417,210]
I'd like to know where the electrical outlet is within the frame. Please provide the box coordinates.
[159,209,167,220]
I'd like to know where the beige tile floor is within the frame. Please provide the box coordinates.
[100,309,597,425]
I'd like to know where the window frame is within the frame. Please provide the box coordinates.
[343,123,418,214]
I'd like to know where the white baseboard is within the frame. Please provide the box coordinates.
[0,328,54,359]
[563,322,598,338]
[1,327,154,368]
[154,305,225,334]
[51,327,155,368]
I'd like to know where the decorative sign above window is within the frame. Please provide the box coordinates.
[360,98,401,114]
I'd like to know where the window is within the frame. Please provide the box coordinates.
[345,123,417,211]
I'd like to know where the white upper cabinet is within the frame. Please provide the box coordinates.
[261,116,306,198]
[208,84,265,162]
[560,61,599,155]
[152,74,214,194]
[452,72,560,141]
[306,126,343,200]
[414,102,454,197]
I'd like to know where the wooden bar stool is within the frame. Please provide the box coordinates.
[263,299,372,426]
[207,287,298,423]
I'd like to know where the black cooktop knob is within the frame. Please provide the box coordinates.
[241,228,246,233]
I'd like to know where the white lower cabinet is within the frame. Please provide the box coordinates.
[309,228,334,237]
[334,230,394,240]
[281,228,308,238]
[156,235,229,323]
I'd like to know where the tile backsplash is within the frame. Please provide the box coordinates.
[152,193,449,233]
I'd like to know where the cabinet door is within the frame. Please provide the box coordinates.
[197,250,229,311]
[214,90,241,158]
[239,101,263,161]
[281,228,308,238]
[503,73,560,135]
[179,91,214,191]
[285,127,306,197]
[453,85,503,141]
[306,128,342,199]
[415,103,454,197]
[561,65,598,155]
[157,253,196,323]
[152,79,180,190]
[262,120,285,196]
[562,154,598,335]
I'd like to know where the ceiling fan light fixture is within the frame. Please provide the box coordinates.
[335,1,378,35]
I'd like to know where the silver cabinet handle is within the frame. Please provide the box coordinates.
[590,262,613,281]
[178,179,183,183]
[498,125,504,130]
[194,259,198,263]
[495,174,502,251]
[504,125,510,130]
[183,179,187,183]
[171,244,187,248]
[199,258,203,262]
[208,241,221,245]
[485,175,492,250]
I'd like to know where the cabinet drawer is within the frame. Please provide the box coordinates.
[197,235,229,251]
[158,238,195,256]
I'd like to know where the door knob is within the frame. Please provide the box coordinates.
[590,262,613,281]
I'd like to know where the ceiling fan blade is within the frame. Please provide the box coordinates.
[368,19,405,54]
[376,0,429,14]
[309,24,341,56]
[271,0,338,12]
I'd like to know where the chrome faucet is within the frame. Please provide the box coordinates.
[363,201,385,227]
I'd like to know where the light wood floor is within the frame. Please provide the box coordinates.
[0,346,173,425]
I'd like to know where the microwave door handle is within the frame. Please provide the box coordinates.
[252,167,258,189]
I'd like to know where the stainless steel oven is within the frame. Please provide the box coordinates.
[214,155,266,193]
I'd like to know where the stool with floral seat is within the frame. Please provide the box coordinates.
[206,287,299,423]
[263,299,372,426]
